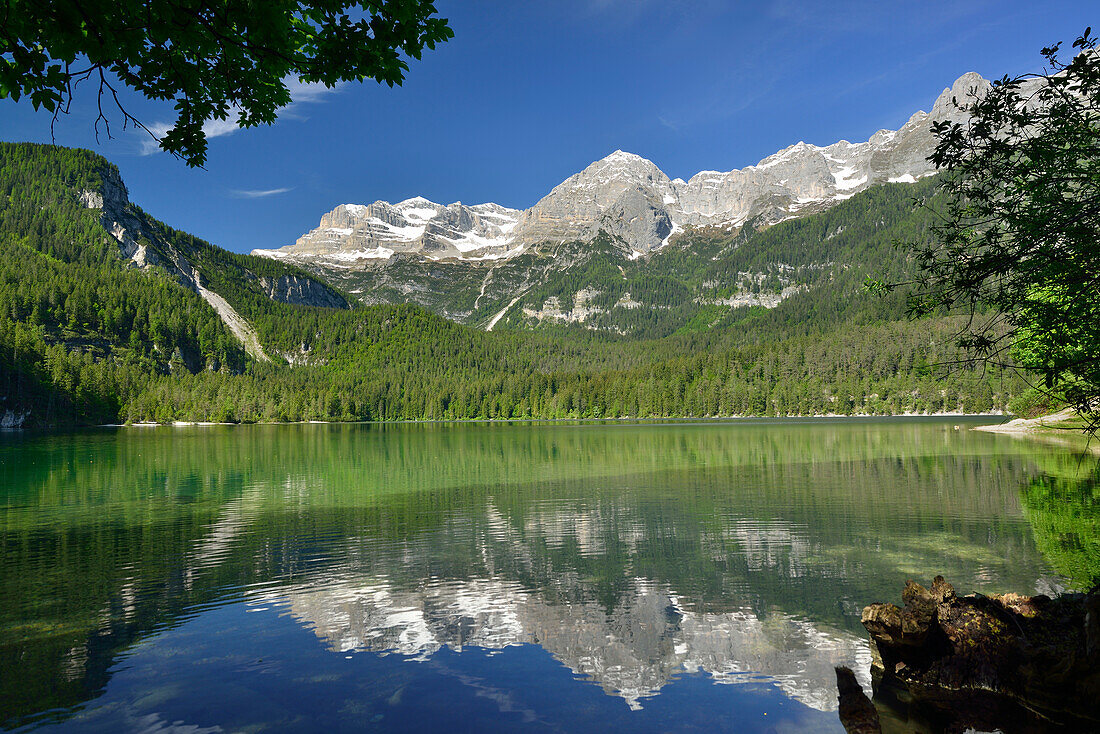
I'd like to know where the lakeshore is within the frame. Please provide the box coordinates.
[92,412,1009,429]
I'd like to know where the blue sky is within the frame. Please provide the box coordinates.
[0,1,1094,253]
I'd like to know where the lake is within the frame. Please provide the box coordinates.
[1,418,1096,732]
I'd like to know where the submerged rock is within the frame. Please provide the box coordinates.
[853,576,1100,732]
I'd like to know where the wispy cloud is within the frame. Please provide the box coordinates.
[138,79,344,155]
[230,187,293,199]
[139,115,241,155]
[284,78,345,104]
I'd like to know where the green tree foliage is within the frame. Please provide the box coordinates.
[0,1,453,165]
[911,31,1100,431]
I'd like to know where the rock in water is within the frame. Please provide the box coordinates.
[860,576,1100,731]
[836,666,882,734]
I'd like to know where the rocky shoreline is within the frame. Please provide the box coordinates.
[838,577,1100,733]
[972,408,1079,434]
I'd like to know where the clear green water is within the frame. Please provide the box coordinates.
[1,418,1097,732]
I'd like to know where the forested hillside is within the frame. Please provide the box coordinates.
[0,144,1028,427]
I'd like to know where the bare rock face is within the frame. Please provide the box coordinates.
[0,409,30,429]
[859,576,1100,732]
[249,68,1012,327]
[80,167,173,275]
[598,185,674,254]
[258,274,348,309]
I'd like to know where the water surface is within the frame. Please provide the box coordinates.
[1,419,1096,732]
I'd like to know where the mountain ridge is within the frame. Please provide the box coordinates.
[254,71,989,266]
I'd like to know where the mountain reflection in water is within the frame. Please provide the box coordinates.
[276,551,872,711]
[280,575,872,711]
[0,419,1087,732]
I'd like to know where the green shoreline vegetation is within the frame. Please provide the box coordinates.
[108,412,1007,426]
[1,142,1032,428]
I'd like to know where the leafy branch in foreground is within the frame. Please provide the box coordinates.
[909,30,1100,431]
[0,1,453,166]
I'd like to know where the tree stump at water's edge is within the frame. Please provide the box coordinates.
[850,576,1100,732]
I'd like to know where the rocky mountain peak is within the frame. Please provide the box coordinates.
[504,150,675,251]
[564,149,670,189]
[260,68,995,266]
[931,72,992,121]
[602,149,650,165]
[753,140,820,168]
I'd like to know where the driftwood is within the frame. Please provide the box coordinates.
[839,576,1100,733]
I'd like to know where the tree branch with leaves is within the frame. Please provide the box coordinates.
[908,30,1100,432]
[0,0,453,166]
